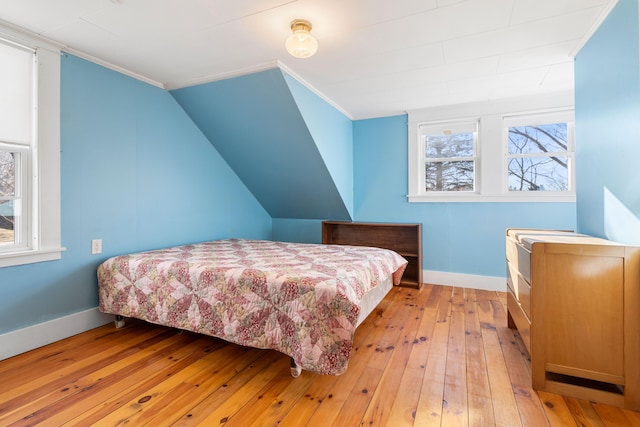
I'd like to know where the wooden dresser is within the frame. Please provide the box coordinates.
[322,221,422,288]
[506,228,640,410]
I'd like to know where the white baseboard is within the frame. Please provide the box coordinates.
[0,307,113,361]
[423,269,506,292]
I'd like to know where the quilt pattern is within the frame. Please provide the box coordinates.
[98,239,407,375]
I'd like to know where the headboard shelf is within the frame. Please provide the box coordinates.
[322,221,422,289]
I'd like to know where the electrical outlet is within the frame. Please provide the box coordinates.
[91,239,102,254]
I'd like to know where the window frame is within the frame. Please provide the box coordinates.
[408,94,577,203]
[502,110,575,195]
[419,118,480,194]
[0,25,63,267]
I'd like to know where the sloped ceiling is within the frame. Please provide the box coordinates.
[0,0,616,119]
[171,68,351,221]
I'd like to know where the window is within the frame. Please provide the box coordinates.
[0,40,33,252]
[0,28,62,267]
[504,112,574,193]
[0,149,26,248]
[408,95,576,202]
[422,120,478,192]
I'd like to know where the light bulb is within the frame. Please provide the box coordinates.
[285,20,318,58]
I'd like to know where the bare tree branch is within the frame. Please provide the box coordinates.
[531,125,567,151]
[509,128,567,168]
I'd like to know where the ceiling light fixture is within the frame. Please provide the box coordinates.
[285,19,318,59]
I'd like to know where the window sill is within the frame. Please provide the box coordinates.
[407,193,576,203]
[0,247,66,268]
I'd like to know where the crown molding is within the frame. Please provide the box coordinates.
[569,0,619,58]
[61,47,165,89]
[0,18,63,53]
[165,59,354,120]
[163,60,281,91]
[276,61,354,120]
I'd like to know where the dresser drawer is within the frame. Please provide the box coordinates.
[507,291,531,353]
[507,238,532,283]
[507,261,531,320]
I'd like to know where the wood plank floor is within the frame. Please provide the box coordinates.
[2,284,639,426]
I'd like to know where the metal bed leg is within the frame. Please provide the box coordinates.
[290,358,302,378]
[114,315,126,328]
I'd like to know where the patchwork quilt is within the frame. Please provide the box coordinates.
[98,239,407,375]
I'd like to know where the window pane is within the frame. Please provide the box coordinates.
[0,149,16,246]
[0,200,14,245]
[0,150,16,197]
[426,161,474,192]
[508,156,569,191]
[425,133,474,158]
[508,123,567,155]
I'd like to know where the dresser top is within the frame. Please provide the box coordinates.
[506,228,620,250]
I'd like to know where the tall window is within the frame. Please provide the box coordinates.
[0,28,62,268]
[420,120,478,193]
[504,111,574,193]
[0,40,33,252]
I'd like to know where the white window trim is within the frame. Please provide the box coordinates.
[419,118,479,194]
[503,110,575,195]
[407,93,577,203]
[0,25,64,267]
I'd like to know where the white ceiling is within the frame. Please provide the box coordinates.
[0,0,616,119]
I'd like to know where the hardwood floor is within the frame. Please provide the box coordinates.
[1,284,639,426]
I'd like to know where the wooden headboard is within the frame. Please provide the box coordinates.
[321,221,422,289]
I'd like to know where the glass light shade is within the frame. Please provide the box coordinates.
[285,21,318,58]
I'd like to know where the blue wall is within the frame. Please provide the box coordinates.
[353,115,576,278]
[575,0,640,244]
[0,54,271,334]
[171,69,351,221]
[283,73,354,217]
[271,218,323,243]
[270,73,354,243]
[0,33,596,333]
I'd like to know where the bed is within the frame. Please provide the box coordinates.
[97,238,407,376]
